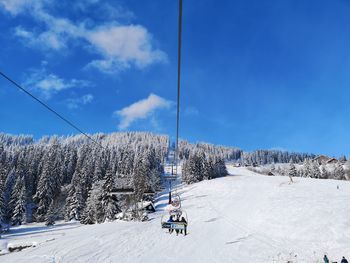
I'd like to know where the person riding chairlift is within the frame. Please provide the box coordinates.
[174,216,180,236]
[179,215,187,236]
[167,215,175,234]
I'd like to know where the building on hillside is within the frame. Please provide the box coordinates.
[326,158,338,164]
[313,155,331,165]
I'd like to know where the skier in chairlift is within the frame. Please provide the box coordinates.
[179,215,187,235]
[167,215,175,234]
[172,215,179,236]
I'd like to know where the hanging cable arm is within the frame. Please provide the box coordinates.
[175,0,183,176]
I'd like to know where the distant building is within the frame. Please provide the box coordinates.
[313,155,331,165]
[326,158,338,164]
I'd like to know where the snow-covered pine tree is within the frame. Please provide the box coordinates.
[0,169,6,224]
[133,152,150,201]
[93,155,104,182]
[143,148,162,193]
[11,176,27,225]
[320,165,328,179]
[81,181,105,224]
[45,200,56,226]
[102,167,119,222]
[182,152,205,184]
[344,158,350,180]
[34,144,61,222]
[213,157,228,178]
[288,160,297,183]
[64,179,85,221]
[333,162,345,180]
[311,162,321,179]
[303,159,312,178]
[202,157,214,180]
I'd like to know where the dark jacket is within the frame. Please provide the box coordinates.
[341,258,348,263]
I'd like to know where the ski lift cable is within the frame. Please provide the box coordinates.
[0,70,102,148]
[174,0,183,177]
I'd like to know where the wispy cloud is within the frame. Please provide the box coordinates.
[184,106,199,116]
[24,68,91,99]
[1,0,166,74]
[0,0,41,15]
[65,94,94,109]
[114,93,172,130]
[14,26,68,50]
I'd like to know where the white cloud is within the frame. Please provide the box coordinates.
[0,0,42,15]
[14,26,68,50]
[2,0,166,73]
[115,93,171,130]
[24,69,91,99]
[73,1,134,21]
[66,94,94,109]
[86,25,166,73]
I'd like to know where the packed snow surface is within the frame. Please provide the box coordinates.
[1,167,350,263]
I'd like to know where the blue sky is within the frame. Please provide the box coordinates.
[1,0,350,157]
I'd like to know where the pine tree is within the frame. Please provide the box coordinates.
[101,168,119,221]
[311,162,321,179]
[213,157,228,178]
[11,176,27,225]
[202,157,214,180]
[333,162,345,180]
[81,181,105,224]
[34,145,61,222]
[0,169,5,223]
[3,168,16,223]
[320,165,328,179]
[45,200,56,226]
[303,159,312,178]
[182,152,206,184]
[65,182,85,221]
[288,160,297,183]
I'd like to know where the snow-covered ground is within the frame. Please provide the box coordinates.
[1,166,350,263]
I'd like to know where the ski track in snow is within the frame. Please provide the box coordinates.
[1,166,350,262]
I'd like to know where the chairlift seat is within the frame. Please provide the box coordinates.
[161,222,187,231]
[164,175,178,181]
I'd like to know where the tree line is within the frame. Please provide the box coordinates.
[0,132,168,227]
[0,132,320,227]
[178,140,315,165]
[281,159,350,180]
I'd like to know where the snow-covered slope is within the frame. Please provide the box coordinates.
[1,167,350,263]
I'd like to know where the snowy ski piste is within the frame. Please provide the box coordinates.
[1,166,349,263]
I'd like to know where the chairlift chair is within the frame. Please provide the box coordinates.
[161,211,188,235]
[169,193,181,210]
